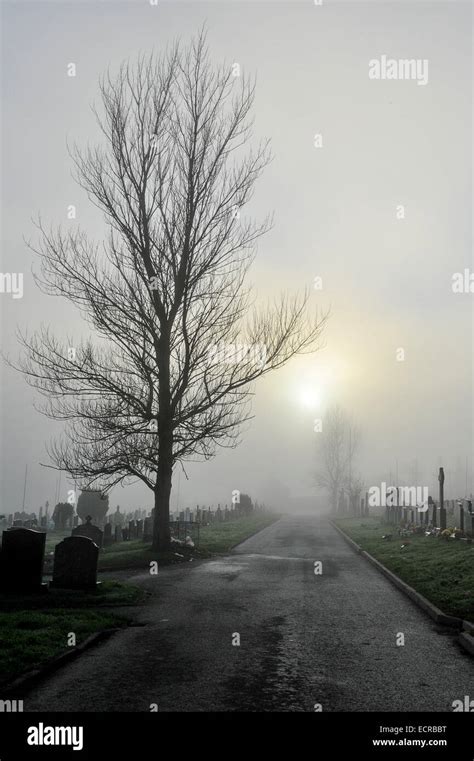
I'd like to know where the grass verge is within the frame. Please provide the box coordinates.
[97,513,280,571]
[334,516,474,621]
[197,512,279,553]
[0,581,144,687]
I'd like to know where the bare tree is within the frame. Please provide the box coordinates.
[15,31,327,550]
[315,405,359,513]
[345,474,365,514]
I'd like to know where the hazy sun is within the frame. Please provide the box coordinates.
[298,386,322,409]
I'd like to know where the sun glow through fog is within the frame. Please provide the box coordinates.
[298,386,322,410]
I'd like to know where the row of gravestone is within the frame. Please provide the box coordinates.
[86,517,152,546]
[0,525,100,595]
[0,512,158,595]
[385,499,474,536]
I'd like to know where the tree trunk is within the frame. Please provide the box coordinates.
[152,467,172,551]
[151,327,173,552]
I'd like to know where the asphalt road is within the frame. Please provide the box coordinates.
[24,515,474,712]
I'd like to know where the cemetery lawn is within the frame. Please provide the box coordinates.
[334,517,474,621]
[98,513,280,571]
[0,581,144,687]
[196,512,280,553]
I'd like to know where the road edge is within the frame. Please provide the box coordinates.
[1,628,120,698]
[330,520,474,658]
[230,515,282,550]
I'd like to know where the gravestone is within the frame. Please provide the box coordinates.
[438,506,447,530]
[464,502,474,537]
[122,527,129,541]
[465,513,474,538]
[12,520,24,527]
[128,520,136,539]
[143,517,152,542]
[113,506,124,527]
[0,528,47,594]
[454,501,464,532]
[438,468,446,530]
[428,497,436,526]
[103,522,113,546]
[114,525,123,543]
[136,519,143,538]
[51,535,99,590]
[72,515,103,549]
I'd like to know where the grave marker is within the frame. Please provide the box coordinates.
[51,535,99,590]
[0,528,47,594]
[72,515,103,548]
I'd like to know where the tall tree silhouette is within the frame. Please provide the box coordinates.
[17,31,327,549]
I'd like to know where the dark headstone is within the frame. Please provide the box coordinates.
[439,506,447,530]
[0,528,47,594]
[128,520,136,540]
[122,527,129,541]
[465,511,474,538]
[438,468,446,529]
[72,515,103,548]
[143,517,152,542]
[51,536,99,590]
[114,525,123,543]
[103,523,113,546]
[136,519,143,538]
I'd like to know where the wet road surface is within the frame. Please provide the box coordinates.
[24,515,474,712]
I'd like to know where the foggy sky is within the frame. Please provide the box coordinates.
[1,0,472,515]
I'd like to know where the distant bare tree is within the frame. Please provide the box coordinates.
[15,31,327,549]
[345,474,364,514]
[315,405,359,513]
